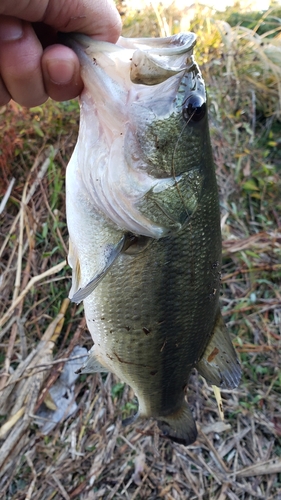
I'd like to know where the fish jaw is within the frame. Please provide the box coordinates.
[63,33,205,238]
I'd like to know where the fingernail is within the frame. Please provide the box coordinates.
[46,60,74,85]
[0,18,23,41]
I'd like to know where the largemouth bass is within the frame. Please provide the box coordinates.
[64,33,241,446]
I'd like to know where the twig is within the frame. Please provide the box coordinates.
[52,474,71,500]
[0,418,30,470]
[0,300,70,476]
[0,316,17,341]
[40,181,68,255]
[0,177,15,214]
[0,322,18,391]
[0,260,66,329]
[34,316,85,412]
[0,406,25,439]
[0,354,87,391]
[0,183,32,389]
[13,179,27,302]
[25,451,37,500]
[235,459,281,477]
[0,150,57,259]
[199,429,229,474]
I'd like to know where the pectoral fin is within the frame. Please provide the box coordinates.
[196,312,241,389]
[70,235,126,304]
[68,239,81,298]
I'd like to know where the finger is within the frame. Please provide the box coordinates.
[42,0,122,44]
[0,0,122,43]
[0,16,47,107]
[42,44,83,101]
[0,75,11,106]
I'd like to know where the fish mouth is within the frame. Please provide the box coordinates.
[59,32,197,85]
[64,32,206,239]
[58,33,124,70]
[58,31,196,55]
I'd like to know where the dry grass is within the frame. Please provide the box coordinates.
[0,6,281,500]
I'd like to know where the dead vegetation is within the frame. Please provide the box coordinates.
[0,4,281,499]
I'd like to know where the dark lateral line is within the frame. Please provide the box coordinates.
[114,351,155,370]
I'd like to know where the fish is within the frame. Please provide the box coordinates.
[63,32,241,446]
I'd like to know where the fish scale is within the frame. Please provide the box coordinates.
[82,178,222,430]
[63,32,241,445]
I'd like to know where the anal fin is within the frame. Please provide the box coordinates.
[76,346,109,374]
[196,312,241,389]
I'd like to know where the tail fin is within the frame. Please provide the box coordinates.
[196,312,241,389]
[157,401,197,446]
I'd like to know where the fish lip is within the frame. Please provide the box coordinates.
[58,32,123,52]
[57,31,80,49]
[58,32,100,62]
[59,32,198,88]
[58,32,90,49]
[58,32,197,57]
[58,33,126,74]
[119,32,197,56]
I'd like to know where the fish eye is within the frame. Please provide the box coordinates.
[182,95,206,123]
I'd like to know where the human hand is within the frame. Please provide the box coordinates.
[0,1,122,107]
